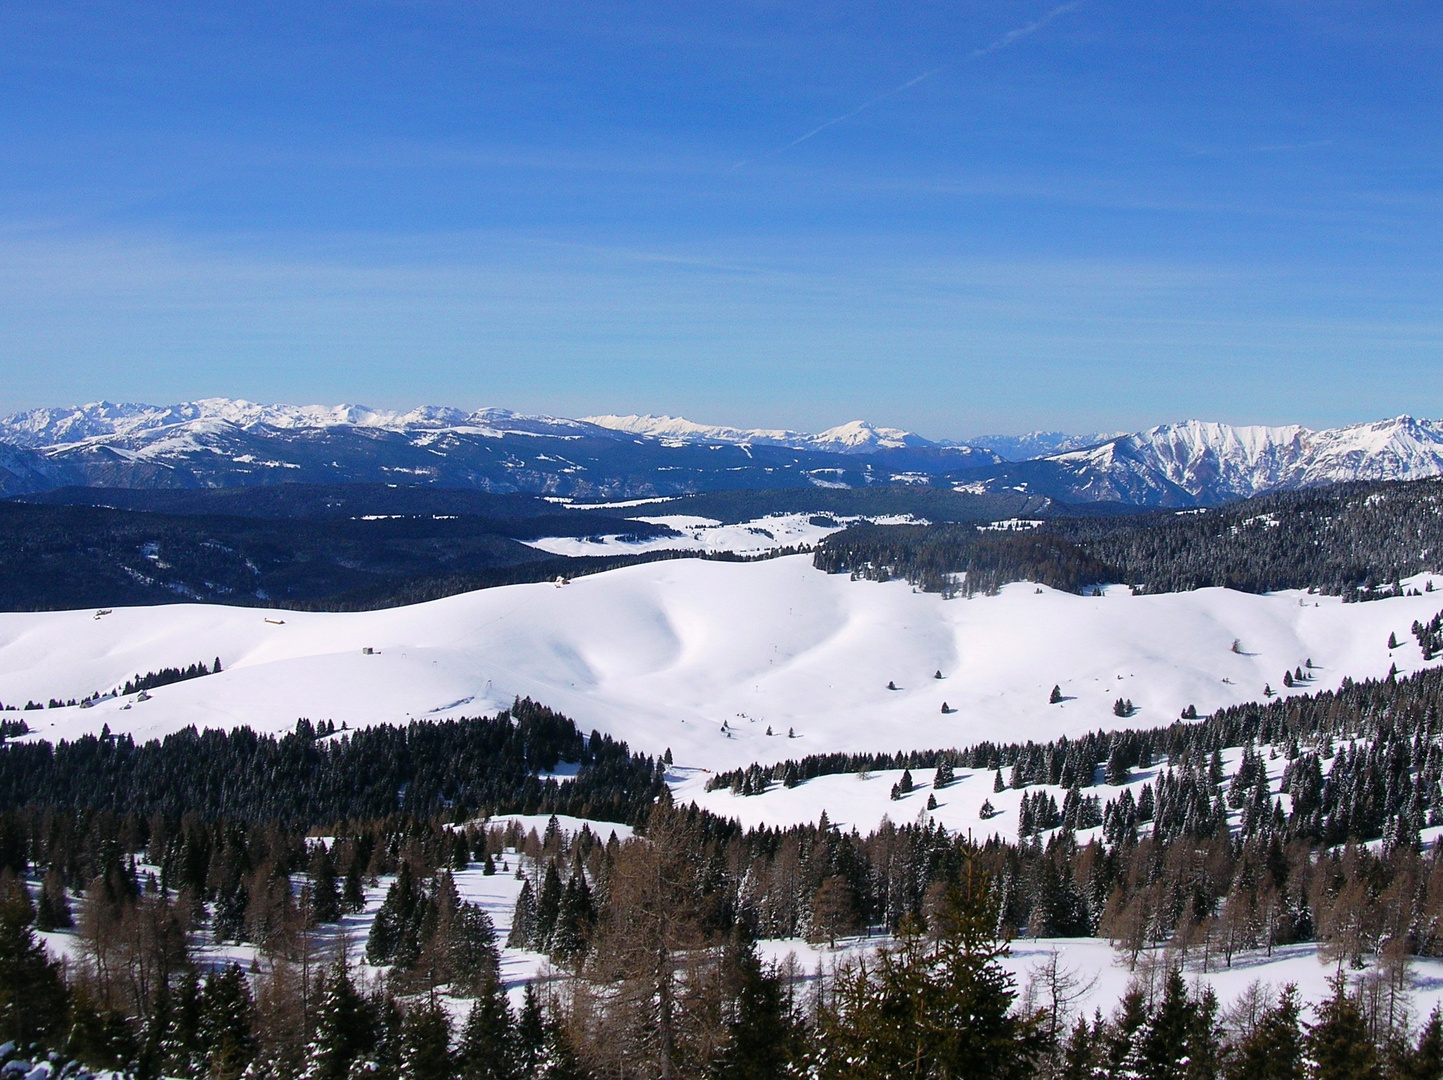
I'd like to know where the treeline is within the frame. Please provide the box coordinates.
[0,698,665,825]
[815,477,1443,597]
[115,658,220,698]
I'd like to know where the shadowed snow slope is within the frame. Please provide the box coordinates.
[2,556,1440,772]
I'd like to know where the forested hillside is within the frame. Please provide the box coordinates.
[816,478,1443,597]
[9,671,1443,1076]
[0,500,683,611]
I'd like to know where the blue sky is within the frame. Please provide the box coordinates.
[0,1,1439,438]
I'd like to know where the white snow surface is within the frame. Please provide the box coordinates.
[4,557,1442,778]
[523,512,918,557]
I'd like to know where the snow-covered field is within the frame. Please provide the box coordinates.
[523,511,924,557]
[523,512,845,557]
[3,556,1440,777]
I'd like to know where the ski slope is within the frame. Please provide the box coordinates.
[3,556,1440,775]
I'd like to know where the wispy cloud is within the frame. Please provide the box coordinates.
[734,3,1081,169]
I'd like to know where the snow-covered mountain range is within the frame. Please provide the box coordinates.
[581,414,943,455]
[1,399,1441,506]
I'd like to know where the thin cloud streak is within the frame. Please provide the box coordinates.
[734,3,1081,169]
[969,2,1082,58]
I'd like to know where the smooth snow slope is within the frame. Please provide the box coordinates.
[2,556,1440,772]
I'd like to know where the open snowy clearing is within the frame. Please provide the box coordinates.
[2,556,1440,777]
[522,511,919,557]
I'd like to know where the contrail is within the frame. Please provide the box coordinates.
[733,2,1081,169]
[970,1,1082,58]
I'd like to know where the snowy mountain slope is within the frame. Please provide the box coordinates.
[964,431,1125,462]
[580,413,981,457]
[1041,416,1443,504]
[5,556,1440,774]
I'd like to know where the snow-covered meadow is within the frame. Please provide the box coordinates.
[2,555,1439,777]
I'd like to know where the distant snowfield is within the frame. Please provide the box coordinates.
[522,511,921,557]
[3,556,1441,779]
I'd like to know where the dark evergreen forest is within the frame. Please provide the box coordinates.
[0,698,664,825]
[815,478,1443,597]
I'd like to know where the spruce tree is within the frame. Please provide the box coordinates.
[0,869,68,1047]
[1050,685,1063,704]
[712,939,801,1080]
[308,844,343,924]
[197,963,256,1080]
[507,879,537,950]
[534,862,563,951]
[400,998,454,1080]
[302,961,373,1080]
[1306,974,1380,1080]
[1228,984,1303,1080]
[367,861,419,967]
[1394,1007,1443,1080]
[457,976,518,1080]
[34,867,73,931]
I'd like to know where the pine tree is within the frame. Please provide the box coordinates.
[1306,974,1380,1080]
[1228,984,1303,1080]
[197,963,256,1080]
[0,870,68,1046]
[507,879,537,950]
[457,975,517,1080]
[712,939,802,1080]
[302,961,373,1080]
[1050,685,1063,704]
[34,866,73,931]
[400,998,454,1080]
[994,769,1006,793]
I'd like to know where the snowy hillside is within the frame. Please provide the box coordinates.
[4,555,1440,774]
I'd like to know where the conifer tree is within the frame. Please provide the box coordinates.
[197,963,256,1080]
[302,961,373,1080]
[1306,974,1380,1080]
[0,869,67,1046]
[712,939,802,1080]
[507,879,537,950]
[458,975,517,1080]
[1394,1007,1443,1080]
[1227,984,1303,1080]
[308,843,343,925]
[34,866,73,931]
[400,998,454,1080]
[367,861,419,967]
[534,862,564,950]
[1050,685,1063,704]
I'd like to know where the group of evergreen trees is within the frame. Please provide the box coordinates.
[0,698,664,825]
[115,658,221,698]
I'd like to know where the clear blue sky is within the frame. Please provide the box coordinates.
[1,1,1439,438]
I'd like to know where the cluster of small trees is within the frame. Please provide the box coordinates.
[115,658,221,698]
